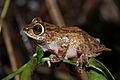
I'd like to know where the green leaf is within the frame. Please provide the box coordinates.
[2,64,27,80]
[87,69,108,80]
[36,47,44,63]
[20,58,38,80]
[2,47,44,80]
[63,59,77,65]
[87,58,115,80]
[20,47,44,80]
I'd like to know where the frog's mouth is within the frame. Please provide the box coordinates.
[24,31,45,42]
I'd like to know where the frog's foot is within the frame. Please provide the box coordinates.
[49,54,63,63]
[75,56,83,73]
[81,53,91,68]
[75,53,91,73]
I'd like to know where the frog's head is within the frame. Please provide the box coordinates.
[23,18,46,42]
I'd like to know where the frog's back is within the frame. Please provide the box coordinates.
[44,23,111,56]
[43,22,98,44]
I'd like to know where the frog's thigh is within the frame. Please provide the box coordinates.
[65,47,77,58]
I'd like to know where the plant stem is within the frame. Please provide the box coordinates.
[1,0,10,19]
[2,64,27,80]
[0,0,10,32]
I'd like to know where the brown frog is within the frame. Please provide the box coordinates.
[23,18,111,71]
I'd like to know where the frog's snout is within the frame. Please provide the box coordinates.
[23,27,29,32]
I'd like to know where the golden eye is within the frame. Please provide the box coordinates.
[33,24,44,35]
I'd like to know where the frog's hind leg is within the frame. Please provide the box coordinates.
[76,54,84,73]
[76,43,91,72]
[76,53,90,73]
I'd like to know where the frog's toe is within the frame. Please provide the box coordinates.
[76,60,80,66]
[49,54,61,63]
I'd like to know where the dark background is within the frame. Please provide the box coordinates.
[0,0,120,80]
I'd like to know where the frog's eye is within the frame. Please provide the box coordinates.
[33,24,44,35]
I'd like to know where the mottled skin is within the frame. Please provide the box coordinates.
[23,18,111,72]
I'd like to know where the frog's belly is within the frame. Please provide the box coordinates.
[39,41,78,58]
[47,43,78,58]
[39,42,59,53]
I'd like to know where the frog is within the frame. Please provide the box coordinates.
[23,18,111,72]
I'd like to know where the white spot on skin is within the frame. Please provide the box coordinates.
[57,38,61,40]
[95,38,100,43]
[62,37,70,43]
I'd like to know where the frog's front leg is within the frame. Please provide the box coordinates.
[49,44,68,63]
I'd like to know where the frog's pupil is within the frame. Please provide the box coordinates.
[33,24,42,35]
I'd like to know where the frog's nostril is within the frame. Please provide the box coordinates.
[23,27,29,31]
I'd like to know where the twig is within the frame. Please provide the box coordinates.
[3,22,19,80]
[1,0,10,19]
[0,0,10,32]
[45,0,66,26]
